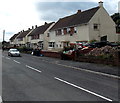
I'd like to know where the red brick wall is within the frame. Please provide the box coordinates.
[41,51,61,58]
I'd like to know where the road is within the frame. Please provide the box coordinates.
[2,51,119,101]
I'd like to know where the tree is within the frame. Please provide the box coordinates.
[111,13,120,32]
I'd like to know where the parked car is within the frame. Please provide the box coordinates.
[85,41,118,48]
[8,49,21,57]
[31,48,43,56]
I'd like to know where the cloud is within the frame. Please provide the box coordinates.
[0,0,119,41]
[0,0,43,41]
[36,2,97,21]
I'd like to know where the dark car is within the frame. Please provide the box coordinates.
[32,49,43,56]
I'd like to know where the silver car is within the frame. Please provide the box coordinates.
[8,49,21,57]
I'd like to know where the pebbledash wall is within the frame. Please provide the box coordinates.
[89,5,116,42]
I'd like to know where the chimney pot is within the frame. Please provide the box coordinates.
[44,22,47,25]
[99,1,103,7]
[35,25,37,28]
[77,10,81,13]
[32,26,34,29]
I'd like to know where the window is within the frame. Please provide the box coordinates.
[63,42,69,47]
[67,28,70,33]
[70,27,74,34]
[31,34,39,39]
[67,27,77,35]
[93,24,99,30]
[63,28,67,35]
[49,42,55,48]
[18,38,23,41]
[74,27,77,33]
[47,32,50,37]
[55,29,62,35]
[60,44,62,47]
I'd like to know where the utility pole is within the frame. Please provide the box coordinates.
[3,30,5,42]
[2,30,5,51]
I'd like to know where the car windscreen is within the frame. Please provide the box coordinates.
[10,50,18,52]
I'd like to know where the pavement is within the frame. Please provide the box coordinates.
[2,51,119,101]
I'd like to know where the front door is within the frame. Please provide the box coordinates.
[101,36,107,41]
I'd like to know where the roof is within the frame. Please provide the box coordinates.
[17,29,32,38]
[28,22,54,36]
[51,6,99,30]
[9,33,19,41]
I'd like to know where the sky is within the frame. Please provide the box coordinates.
[0,0,119,41]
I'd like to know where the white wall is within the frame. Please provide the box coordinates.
[49,24,89,50]
[89,6,116,42]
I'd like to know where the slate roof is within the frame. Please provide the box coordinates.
[9,33,19,41]
[28,22,54,36]
[50,6,99,30]
[17,29,32,38]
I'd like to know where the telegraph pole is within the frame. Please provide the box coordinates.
[2,30,5,51]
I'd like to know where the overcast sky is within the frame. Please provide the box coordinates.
[0,0,119,41]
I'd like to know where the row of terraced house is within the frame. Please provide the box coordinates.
[10,2,119,51]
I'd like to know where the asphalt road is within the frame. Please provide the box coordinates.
[2,51,119,101]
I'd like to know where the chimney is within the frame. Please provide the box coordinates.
[77,10,81,13]
[35,25,37,28]
[99,1,103,7]
[28,28,31,30]
[44,22,47,25]
[32,26,34,29]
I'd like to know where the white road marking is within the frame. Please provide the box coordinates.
[6,57,10,60]
[54,63,120,79]
[0,96,2,103]
[26,65,41,73]
[13,60,21,64]
[34,57,119,79]
[54,77,113,102]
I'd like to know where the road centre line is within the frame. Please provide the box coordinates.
[26,65,41,73]
[54,77,113,102]
[13,60,21,64]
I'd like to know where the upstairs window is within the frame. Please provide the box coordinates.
[93,24,99,30]
[31,34,39,39]
[56,29,62,35]
[63,28,67,35]
[18,38,23,41]
[69,27,77,35]
[47,32,50,37]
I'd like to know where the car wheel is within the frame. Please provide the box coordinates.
[10,54,13,57]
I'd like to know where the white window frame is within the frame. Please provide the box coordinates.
[48,42,55,48]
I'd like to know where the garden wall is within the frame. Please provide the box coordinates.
[41,50,120,66]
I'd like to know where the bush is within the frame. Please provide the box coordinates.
[17,46,33,53]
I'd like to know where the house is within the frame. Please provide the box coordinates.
[9,33,20,46]
[16,28,33,47]
[49,1,116,51]
[28,22,55,50]
[116,33,120,42]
